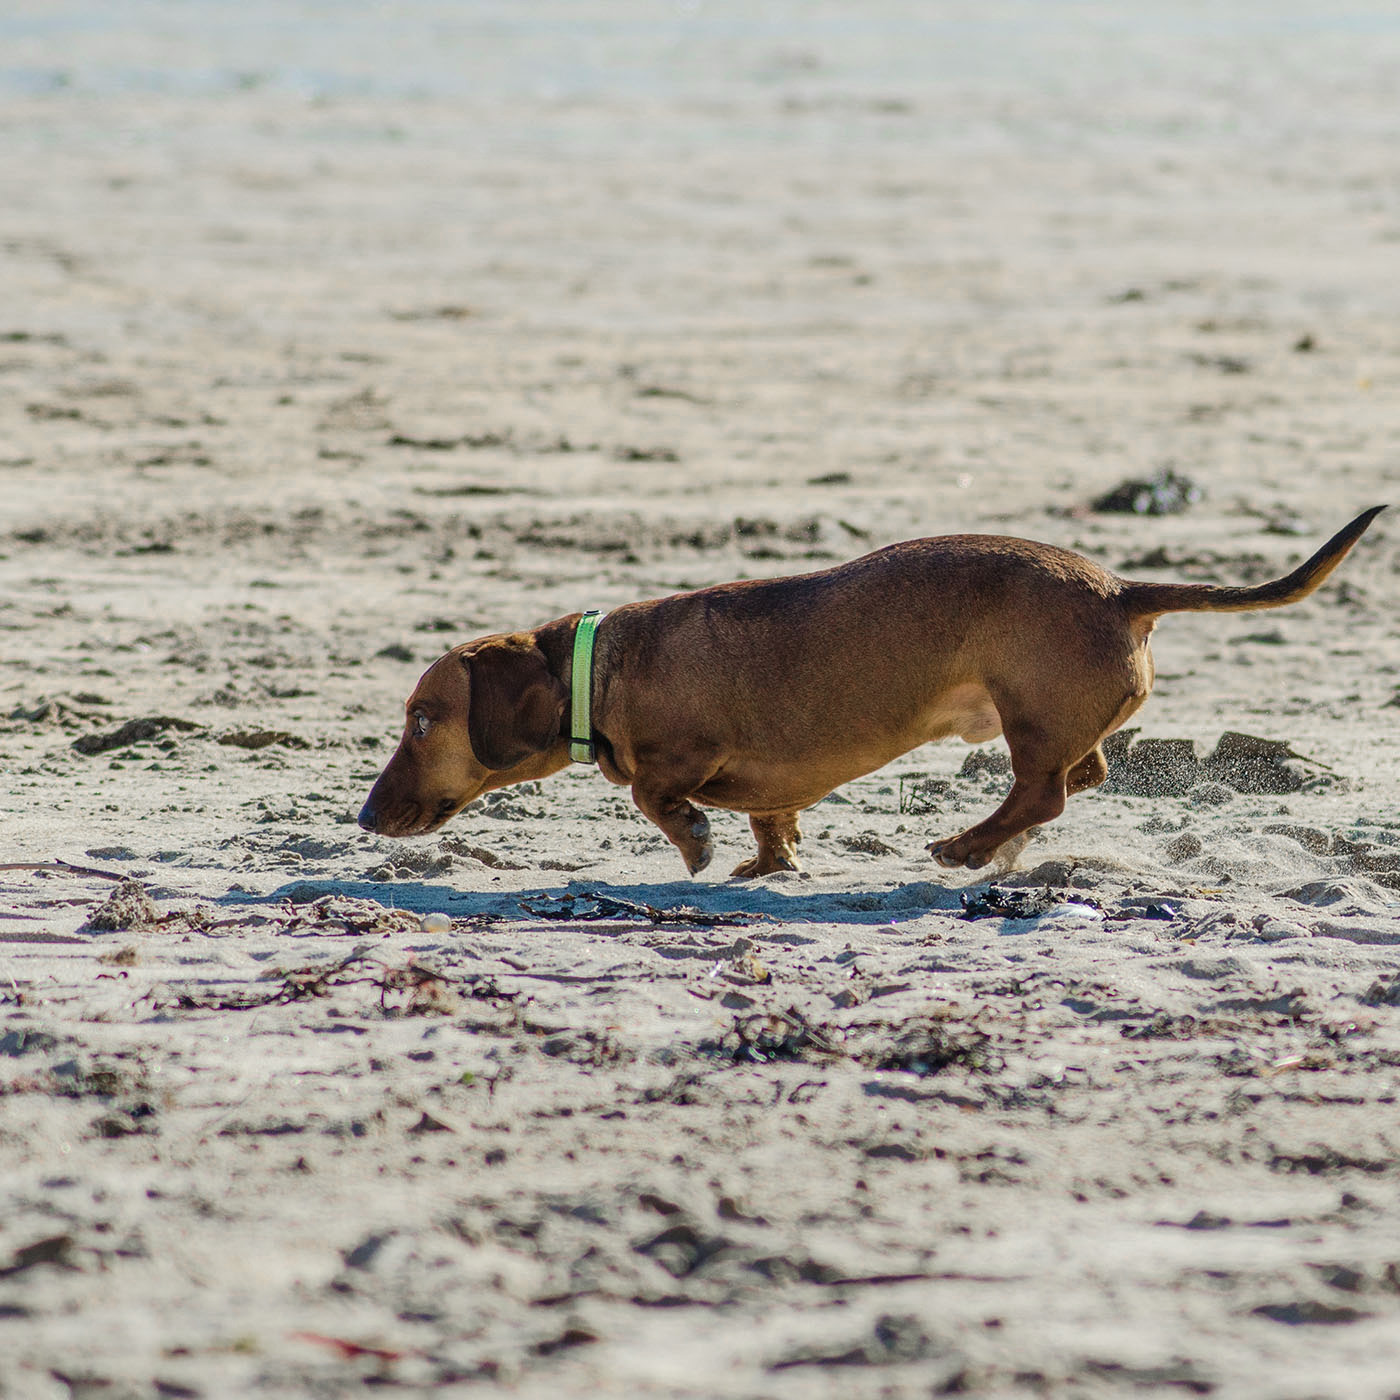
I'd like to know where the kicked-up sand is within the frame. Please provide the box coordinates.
[1,3,1399,1396]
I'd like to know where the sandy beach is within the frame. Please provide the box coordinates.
[2,3,1399,1396]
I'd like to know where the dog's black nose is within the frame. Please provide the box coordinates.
[357,802,379,832]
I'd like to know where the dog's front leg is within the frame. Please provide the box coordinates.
[631,763,718,875]
[731,811,802,878]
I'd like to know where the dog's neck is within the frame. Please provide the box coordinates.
[534,614,597,748]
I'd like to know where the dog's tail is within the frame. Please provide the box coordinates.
[1119,506,1387,619]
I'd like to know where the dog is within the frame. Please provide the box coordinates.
[358,507,1385,877]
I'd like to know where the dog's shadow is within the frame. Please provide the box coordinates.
[217,873,967,934]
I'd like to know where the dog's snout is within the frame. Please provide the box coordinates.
[357,801,380,833]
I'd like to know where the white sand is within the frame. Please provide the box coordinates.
[2,3,1399,1396]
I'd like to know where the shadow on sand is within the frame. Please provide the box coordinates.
[217,874,967,930]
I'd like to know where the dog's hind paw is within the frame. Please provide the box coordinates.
[928,839,988,869]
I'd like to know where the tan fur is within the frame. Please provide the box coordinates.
[359,508,1385,876]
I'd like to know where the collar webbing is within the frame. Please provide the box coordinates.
[569,610,606,764]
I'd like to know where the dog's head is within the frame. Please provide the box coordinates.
[357,633,569,838]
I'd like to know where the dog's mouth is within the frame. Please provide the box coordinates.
[422,796,465,831]
[359,795,469,838]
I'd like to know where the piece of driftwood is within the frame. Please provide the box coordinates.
[0,861,124,882]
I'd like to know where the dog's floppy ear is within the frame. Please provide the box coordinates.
[465,638,568,771]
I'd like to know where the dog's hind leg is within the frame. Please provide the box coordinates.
[927,715,1088,870]
[928,666,1144,875]
[987,744,1112,871]
[928,776,1067,869]
[731,811,802,878]
[1066,744,1108,796]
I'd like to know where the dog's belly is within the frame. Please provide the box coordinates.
[917,681,1003,745]
[692,682,1004,814]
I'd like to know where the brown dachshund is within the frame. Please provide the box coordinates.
[359,507,1385,877]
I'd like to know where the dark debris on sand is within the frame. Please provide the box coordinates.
[1091,468,1203,516]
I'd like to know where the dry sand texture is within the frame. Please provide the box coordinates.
[3,2,1400,1396]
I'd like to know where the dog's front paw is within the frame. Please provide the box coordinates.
[730,852,799,879]
[684,816,714,876]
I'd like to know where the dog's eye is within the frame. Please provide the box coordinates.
[413,712,430,738]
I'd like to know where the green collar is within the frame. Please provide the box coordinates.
[569,610,606,764]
